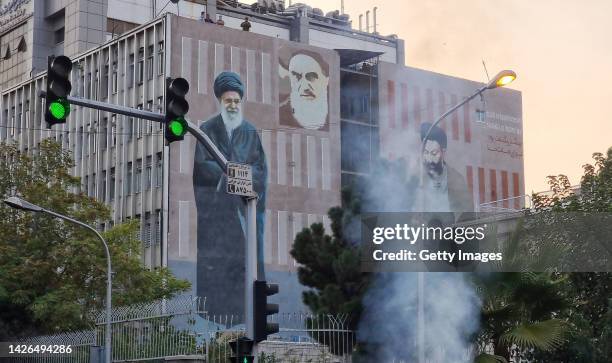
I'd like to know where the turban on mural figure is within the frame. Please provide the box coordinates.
[214,71,245,99]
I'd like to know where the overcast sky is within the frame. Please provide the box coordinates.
[306,0,611,193]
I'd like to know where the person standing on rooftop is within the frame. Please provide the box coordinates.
[241,17,251,31]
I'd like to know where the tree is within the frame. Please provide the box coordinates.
[290,187,370,354]
[525,148,612,363]
[0,140,190,339]
[474,271,569,362]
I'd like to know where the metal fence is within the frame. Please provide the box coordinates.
[8,296,356,363]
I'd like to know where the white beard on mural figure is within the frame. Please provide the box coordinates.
[280,53,329,130]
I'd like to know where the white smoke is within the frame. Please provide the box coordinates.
[354,70,482,361]
[358,272,480,362]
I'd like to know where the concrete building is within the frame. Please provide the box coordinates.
[0,0,523,314]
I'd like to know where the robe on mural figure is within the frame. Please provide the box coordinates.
[193,71,268,317]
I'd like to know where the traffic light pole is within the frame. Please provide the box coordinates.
[39,91,261,358]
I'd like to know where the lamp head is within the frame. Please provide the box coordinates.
[3,196,44,212]
[487,70,516,89]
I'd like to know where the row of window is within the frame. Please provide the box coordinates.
[82,152,163,200]
[126,210,162,248]
[76,42,164,99]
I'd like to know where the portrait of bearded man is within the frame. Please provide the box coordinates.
[279,50,330,130]
[192,71,268,317]
[418,122,473,214]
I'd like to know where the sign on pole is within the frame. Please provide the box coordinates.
[226,162,254,197]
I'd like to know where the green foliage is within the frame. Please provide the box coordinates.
[290,187,368,354]
[291,188,369,321]
[524,148,612,363]
[475,272,570,359]
[0,140,190,339]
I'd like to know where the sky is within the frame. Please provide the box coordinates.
[305,0,612,193]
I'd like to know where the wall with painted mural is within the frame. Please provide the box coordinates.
[166,16,341,316]
[376,62,524,214]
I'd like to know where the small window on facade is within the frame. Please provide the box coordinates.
[125,162,133,194]
[55,28,65,44]
[4,45,10,59]
[476,109,486,123]
[17,37,26,52]
[147,45,154,80]
[128,54,135,88]
[157,42,164,75]
[135,158,142,193]
[137,47,144,85]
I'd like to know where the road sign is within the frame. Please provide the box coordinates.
[227,162,253,197]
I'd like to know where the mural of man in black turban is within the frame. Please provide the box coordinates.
[193,71,268,317]
[419,122,473,214]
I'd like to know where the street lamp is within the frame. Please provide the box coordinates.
[3,196,113,363]
[421,70,516,152]
[416,70,516,363]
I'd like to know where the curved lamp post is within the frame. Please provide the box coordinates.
[421,70,516,154]
[3,196,112,363]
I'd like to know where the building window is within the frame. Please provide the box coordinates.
[125,162,133,194]
[102,65,109,98]
[128,53,134,88]
[127,117,134,141]
[79,71,85,97]
[476,109,486,123]
[110,114,117,146]
[147,45,154,80]
[84,175,89,195]
[91,125,97,152]
[16,104,22,136]
[155,209,161,245]
[55,28,65,44]
[92,173,97,197]
[134,214,142,241]
[157,41,164,75]
[155,152,163,188]
[17,37,26,52]
[143,212,152,247]
[112,47,118,94]
[137,47,144,85]
[110,167,116,200]
[101,117,108,150]
[135,158,142,193]
[101,170,107,202]
[145,156,152,190]
[341,122,374,174]
[136,105,143,139]
[9,107,15,137]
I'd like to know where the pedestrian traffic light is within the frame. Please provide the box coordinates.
[164,77,189,143]
[229,337,254,363]
[253,280,279,342]
[45,55,72,127]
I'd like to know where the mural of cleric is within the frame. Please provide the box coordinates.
[193,72,268,316]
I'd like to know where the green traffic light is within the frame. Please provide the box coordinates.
[243,358,247,363]
[169,118,186,137]
[49,99,69,120]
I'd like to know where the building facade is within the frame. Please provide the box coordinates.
[0,0,523,313]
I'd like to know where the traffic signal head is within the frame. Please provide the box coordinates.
[253,280,279,342]
[165,77,190,143]
[229,337,254,363]
[45,55,73,126]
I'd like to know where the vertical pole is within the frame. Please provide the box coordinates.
[106,256,112,363]
[245,196,258,339]
[417,272,424,363]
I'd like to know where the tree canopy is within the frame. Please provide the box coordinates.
[0,140,190,339]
